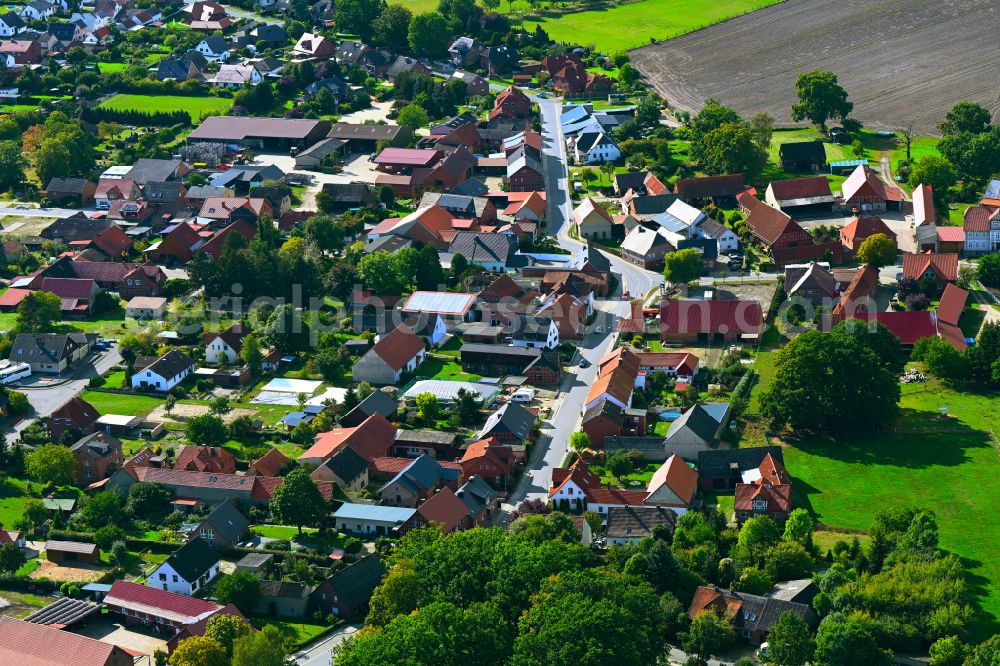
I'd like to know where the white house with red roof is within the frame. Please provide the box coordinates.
[350,325,427,386]
[734,452,792,525]
[548,455,698,516]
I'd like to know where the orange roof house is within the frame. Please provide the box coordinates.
[901,251,958,284]
[839,215,897,250]
[300,414,396,465]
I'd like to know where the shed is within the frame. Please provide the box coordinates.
[44,540,100,564]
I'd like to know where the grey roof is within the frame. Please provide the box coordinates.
[157,58,197,81]
[145,181,186,202]
[199,35,228,53]
[235,552,272,569]
[251,23,287,43]
[582,399,624,426]
[506,148,543,179]
[322,446,369,483]
[260,579,308,600]
[700,402,730,424]
[320,553,385,608]
[181,49,209,68]
[696,446,784,479]
[394,429,457,445]
[162,537,220,583]
[769,579,817,603]
[365,235,413,254]
[632,194,679,216]
[420,192,489,218]
[342,390,398,422]
[145,349,194,380]
[0,13,25,29]
[697,218,733,240]
[305,77,349,98]
[778,141,826,163]
[615,171,649,193]
[9,332,93,366]
[321,182,376,205]
[984,179,1000,201]
[665,404,720,443]
[460,343,541,359]
[448,178,489,197]
[333,503,416,523]
[186,185,230,200]
[202,500,249,544]
[46,177,92,194]
[327,122,408,142]
[70,432,122,456]
[384,454,459,495]
[478,402,533,440]
[455,475,498,518]
[605,506,677,539]
[448,231,518,266]
[731,591,816,633]
[126,159,183,185]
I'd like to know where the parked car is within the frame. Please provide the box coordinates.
[579,358,590,368]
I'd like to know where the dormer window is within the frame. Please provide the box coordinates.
[752,498,767,511]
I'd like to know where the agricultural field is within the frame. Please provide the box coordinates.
[522,0,781,54]
[630,0,1000,134]
[782,379,1000,635]
[98,94,233,122]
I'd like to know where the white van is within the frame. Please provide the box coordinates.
[511,389,535,403]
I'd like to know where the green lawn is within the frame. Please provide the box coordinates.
[80,390,164,417]
[98,94,232,123]
[97,62,129,74]
[419,356,482,382]
[783,380,1000,635]
[891,135,941,172]
[590,461,661,489]
[0,477,32,527]
[249,616,333,646]
[523,0,784,54]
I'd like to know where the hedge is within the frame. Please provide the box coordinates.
[0,572,61,593]
[48,529,179,555]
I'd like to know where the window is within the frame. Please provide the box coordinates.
[172,575,178,582]
[159,573,166,581]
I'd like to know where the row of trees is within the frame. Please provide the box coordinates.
[81,107,191,128]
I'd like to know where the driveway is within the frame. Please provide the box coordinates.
[4,345,122,444]
[294,623,361,666]
[796,209,918,253]
[75,618,168,656]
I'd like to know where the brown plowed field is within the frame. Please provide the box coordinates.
[630,0,1000,134]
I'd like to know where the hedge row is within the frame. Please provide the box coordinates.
[48,529,179,555]
[82,106,191,128]
[0,572,61,593]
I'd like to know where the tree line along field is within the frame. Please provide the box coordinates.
[97,94,233,123]
[630,0,1000,134]
[391,0,782,53]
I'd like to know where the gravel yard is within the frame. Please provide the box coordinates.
[630,0,1000,134]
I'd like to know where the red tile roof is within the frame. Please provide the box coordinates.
[936,283,968,327]
[249,447,290,477]
[735,481,792,514]
[105,580,221,623]
[840,215,896,245]
[902,252,958,282]
[833,264,880,315]
[41,277,95,300]
[372,456,462,474]
[174,445,237,474]
[963,206,998,233]
[371,325,425,371]
[768,176,832,200]
[374,147,442,167]
[90,225,132,257]
[635,352,699,376]
[688,585,742,620]
[301,413,396,463]
[936,226,965,243]
[842,164,887,201]
[646,454,698,504]
[847,311,938,345]
[659,300,764,336]
[0,288,31,309]
[0,615,130,666]
[416,487,469,532]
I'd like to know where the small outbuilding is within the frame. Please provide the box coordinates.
[44,540,100,564]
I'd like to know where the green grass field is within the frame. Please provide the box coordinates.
[783,380,1000,635]
[420,356,482,382]
[98,94,232,123]
[523,0,783,53]
[0,477,31,527]
[249,616,333,646]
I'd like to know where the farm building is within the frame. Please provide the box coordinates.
[45,540,100,563]
[188,117,331,150]
[778,141,826,172]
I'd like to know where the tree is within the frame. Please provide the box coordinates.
[767,610,814,666]
[813,615,891,666]
[908,155,957,203]
[408,12,450,58]
[415,392,441,423]
[238,332,263,375]
[512,571,669,666]
[214,571,262,614]
[750,112,774,154]
[688,99,742,164]
[80,492,126,529]
[791,69,853,131]
[0,541,25,572]
[764,541,814,581]
[373,5,411,47]
[662,248,703,284]
[929,636,967,666]
[568,432,590,452]
[606,452,632,481]
[17,498,48,532]
[334,0,386,40]
[782,508,815,552]
[169,636,228,666]
[939,101,992,136]
[209,396,231,416]
[682,610,736,661]
[186,414,228,446]
[633,95,661,128]
[232,625,289,666]
[269,468,326,535]
[978,252,1000,288]
[164,394,177,416]
[413,245,445,291]
[95,526,127,550]
[359,251,406,295]
[17,290,62,332]
[702,121,764,177]
[454,388,480,426]
[760,330,900,432]
[263,304,311,353]
[731,514,781,570]
[204,613,252,657]
[856,233,897,268]
[0,140,26,192]
[912,336,970,381]
[126,482,172,517]
[109,541,129,567]
[25,444,75,486]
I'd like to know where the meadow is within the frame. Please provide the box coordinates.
[98,94,233,122]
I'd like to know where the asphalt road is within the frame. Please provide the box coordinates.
[4,346,122,445]
[294,624,361,666]
[502,100,665,512]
